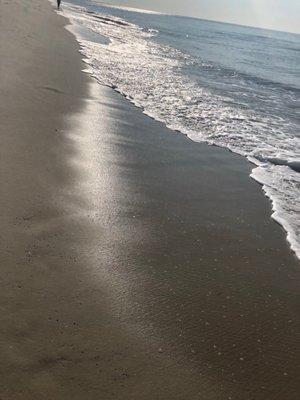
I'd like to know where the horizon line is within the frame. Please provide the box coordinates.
[97,1,300,36]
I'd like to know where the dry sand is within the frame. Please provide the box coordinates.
[0,0,299,399]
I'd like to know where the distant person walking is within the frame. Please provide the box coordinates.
[57,0,61,9]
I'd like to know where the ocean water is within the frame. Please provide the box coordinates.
[61,0,300,259]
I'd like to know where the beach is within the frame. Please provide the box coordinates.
[0,0,299,399]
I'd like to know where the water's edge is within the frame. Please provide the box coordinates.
[59,4,299,261]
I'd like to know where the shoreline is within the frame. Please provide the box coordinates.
[1,1,299,399]
[62,3,300,262]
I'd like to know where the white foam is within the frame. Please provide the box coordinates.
[251,163,300,259]
[62,2,300,260]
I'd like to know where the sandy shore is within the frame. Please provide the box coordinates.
[0,0,299,399]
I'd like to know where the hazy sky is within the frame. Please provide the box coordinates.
[98,0,300,33]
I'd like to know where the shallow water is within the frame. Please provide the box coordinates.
[63,0,300,259]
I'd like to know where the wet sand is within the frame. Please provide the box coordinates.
[0,1,299,399]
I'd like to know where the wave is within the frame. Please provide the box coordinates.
[62,2,300,260]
